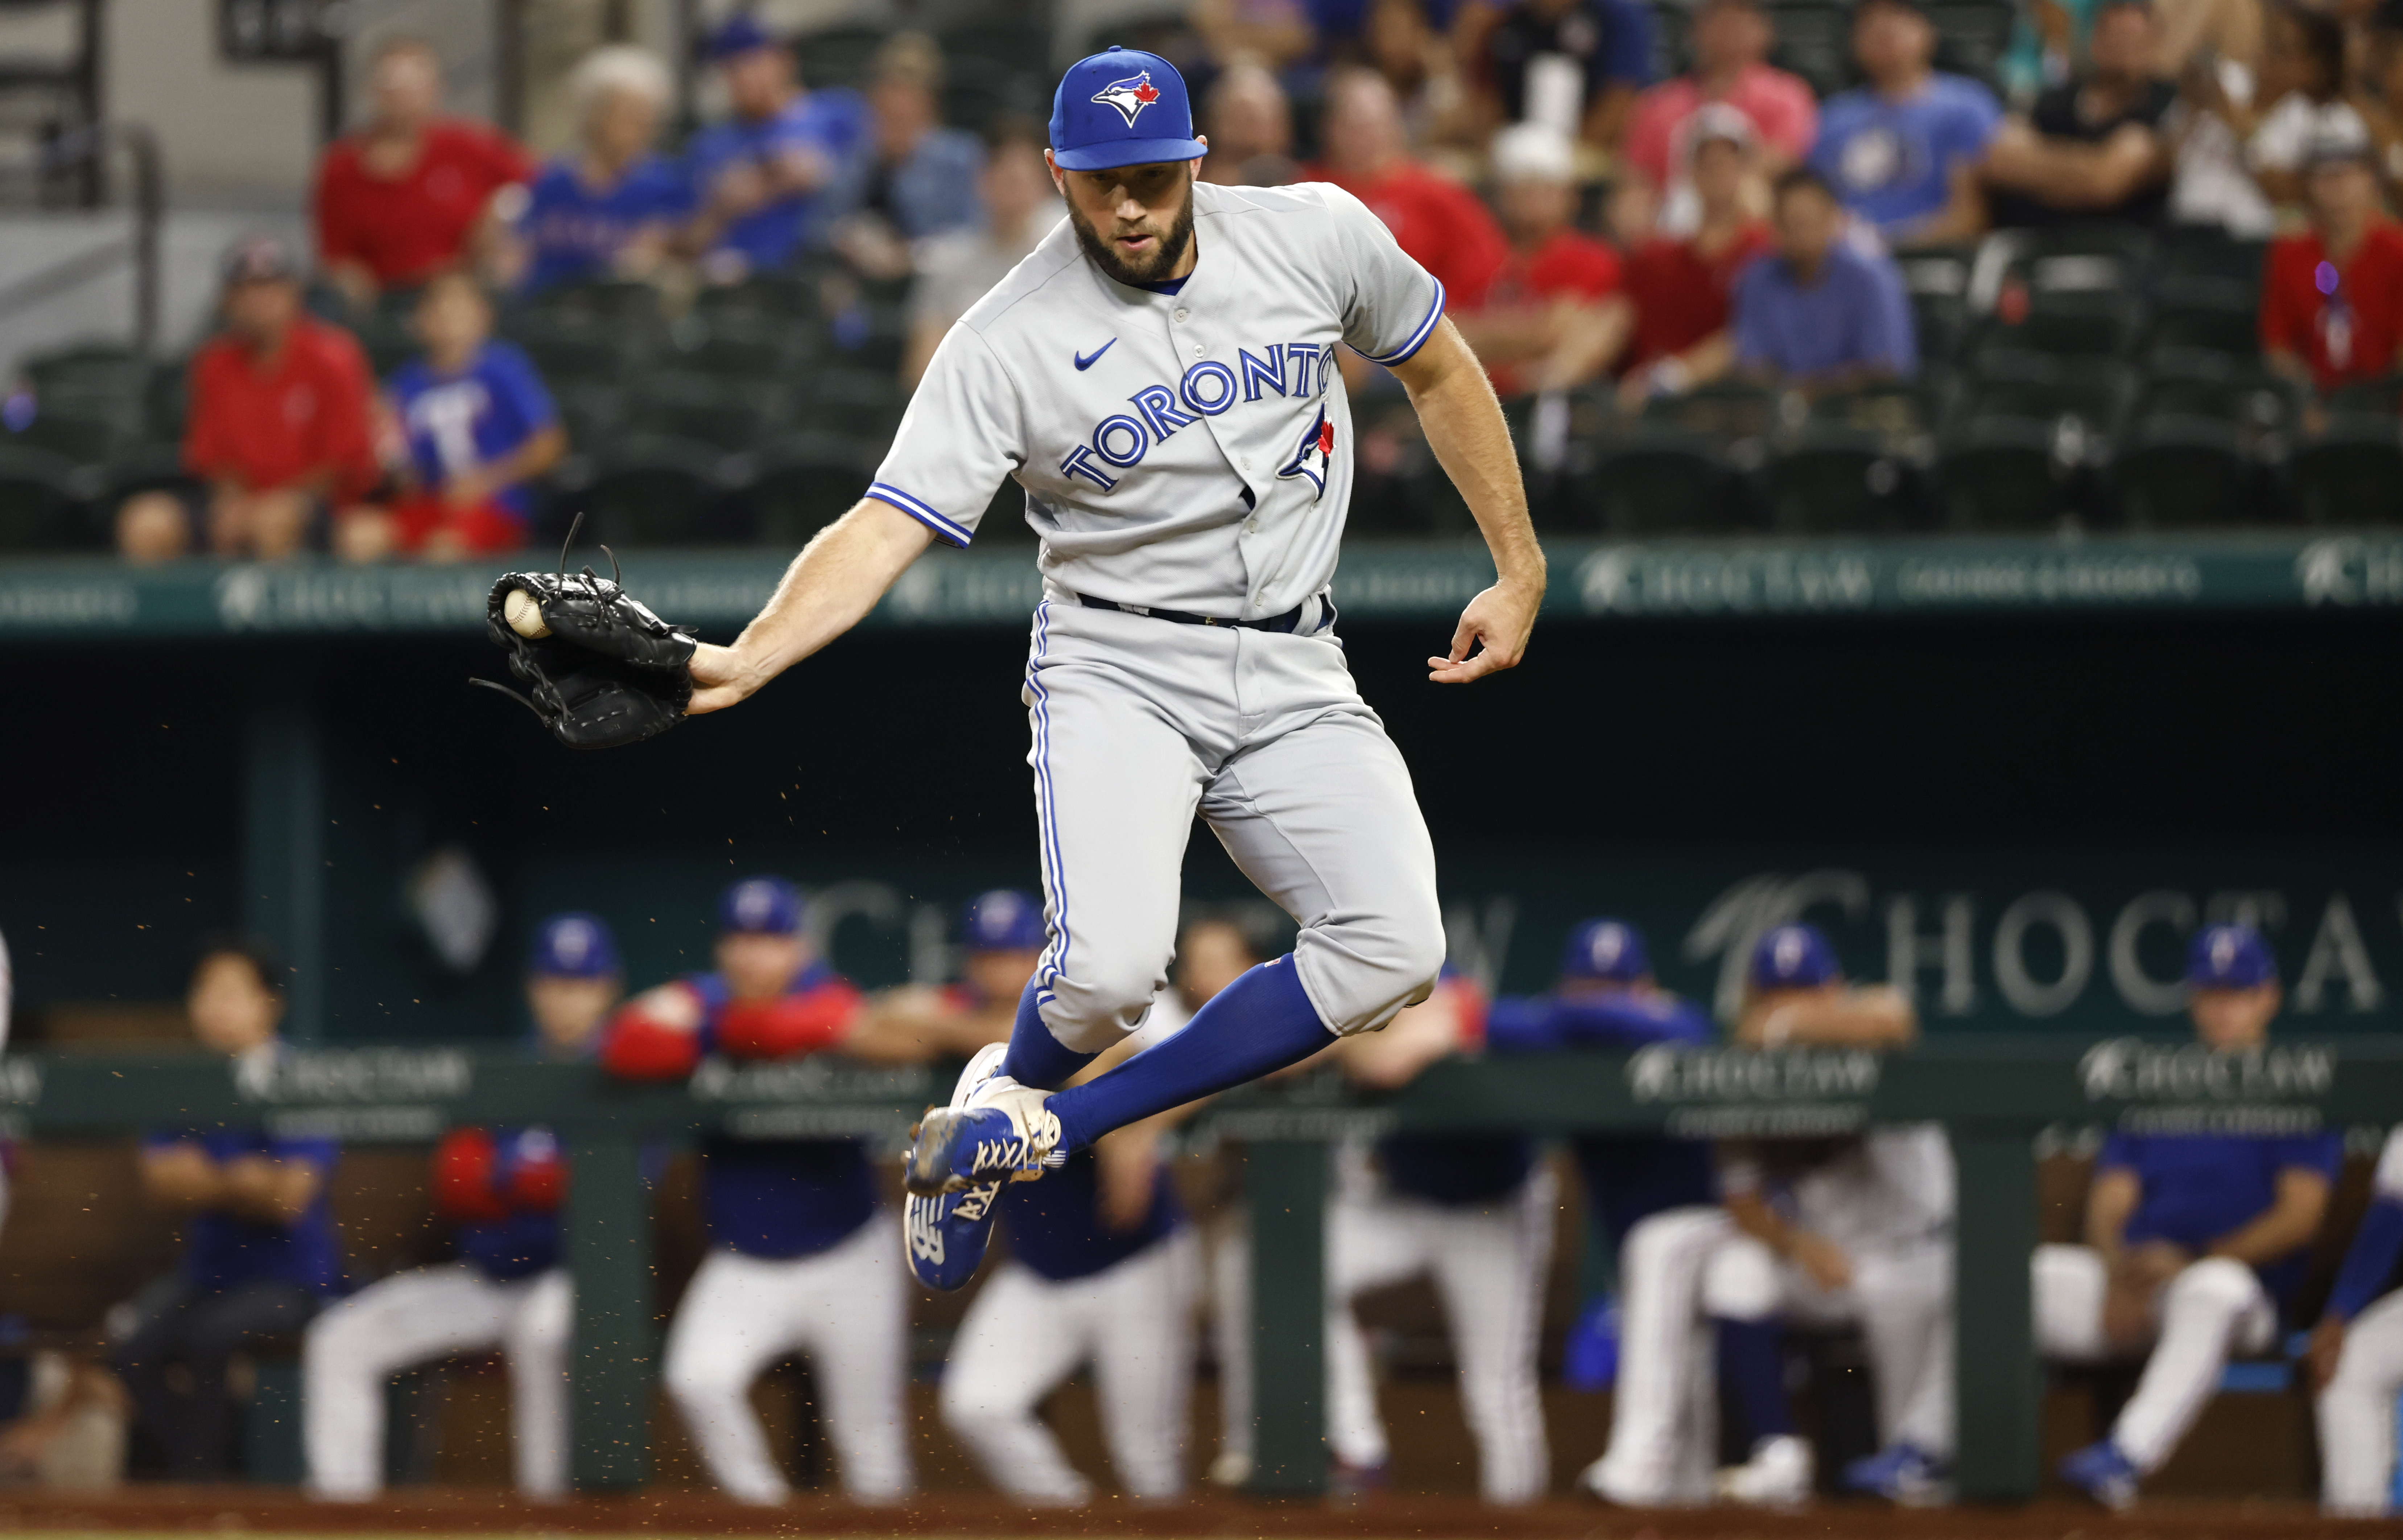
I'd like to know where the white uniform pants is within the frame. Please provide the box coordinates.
[941,1230,1198,1504]
[660,1218,913,1504]
[2032,1243,2274,1474]
[1324,1170,1556,1503]
[1024,599,1446,1050]
[303,1264,572,1500]
[1597,1206,1956,1497]
[2319,1288,2403,1515]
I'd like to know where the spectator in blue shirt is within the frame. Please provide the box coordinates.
[1466,0,1654,150]
[1808,0,2002,245]
[679,15,870,281]
[2036,925,2342,1511]
[507,45,690,292]
[1734,168,1917,390]
[112,937,343,1480]
[828,33,988,283]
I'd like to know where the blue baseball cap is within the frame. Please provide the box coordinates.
[706,13,780,61]
[719,876,804,936]
[1749,924,1841,990]
[1561,919,1650,983]
[1049,47,1207,172]
[962,888,1045,953]
[2187,924,2278,989]
[529,912,620,978]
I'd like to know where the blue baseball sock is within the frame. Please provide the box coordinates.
[999,975,1099,1091]
[1715,1317,1796,1442]
[1047,957,1333,1153]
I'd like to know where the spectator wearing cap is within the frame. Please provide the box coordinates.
[1457,0,1654,150]
[2239,6,2374,214]
[678,16,871,282]
[504,46,690,293]
[1201,64,1302,187]
[2261,122,2403,393]
[1618,106,1774,407]
[1622,0,1816,232]
[302,913,621,1502]
[1983,0,2179,230]
[903,125,1063,388]
[1733,168,1916,393]
[313,37,535,311]
[1310,69,1510,313]
[1808,0,2002,246]
[600,877,928,1505]
[1456,123,1633,396]
[2043,925,2342,1511]
[116,938,343,1481]
[116,237,381,564]
[338,271,563,562]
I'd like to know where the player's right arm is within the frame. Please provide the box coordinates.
[688,500,936,713]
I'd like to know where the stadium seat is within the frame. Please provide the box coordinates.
[20,341,147,400]
[1650,3,1694,76]
[1765,0,1853,97]
[0,442,82,549]
[745,433,872,546]
[628,374,783,454]
[141,359,187,446]
[793,367,906,441]
[1581,422,1739,534]
[8,390,132,466]
[352,315,418,381]
[2144,276,2259,361]
[569,433,738,546]
[2326,375,2403,416]
[1966,292,2142,369]
[1762,422,1925,533]
[1928,0,2015,86]
[1645,379,1776,443]
[2284,416,2403,525]
[2159,223,2269,288]
[794,24,889,90]
[2109,413,2259,527]
[501,317,634,387]
[937,21,1052,77]
[1933,414,2070,530]
[673,315,815,382]
[941,54,1048,135]
[693,273,821,329]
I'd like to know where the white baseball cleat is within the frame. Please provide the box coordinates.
[1577,1454,1674,1508]
[903,1052,1062,1197]
[1717,1434,1814,1507]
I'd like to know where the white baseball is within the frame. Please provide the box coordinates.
[504,588,551,639]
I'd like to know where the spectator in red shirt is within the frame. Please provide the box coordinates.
[1622,0,1813,233]
[2262,125,2403,394]
[313,38,534,310]
[1309,68,1509,311]
[1619,106,1774,406]
[1457,124,1631,396]
[116,237,380,563]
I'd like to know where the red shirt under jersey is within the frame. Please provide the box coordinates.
[1621,223,1774,369]
[182,317,378,500]
[1308,160,1510,313]
[2260,223,2403,392]
[1481,228,1624,396]
[314,119,534,289]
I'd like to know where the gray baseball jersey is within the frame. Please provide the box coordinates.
[867,179,1448,619]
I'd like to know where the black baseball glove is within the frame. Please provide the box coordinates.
[474,530,698,751]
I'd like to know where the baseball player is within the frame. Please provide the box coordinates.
[599,877,923,1505]
[2043,924,2341,1511]
[673,44,1543,1286]
[2309,1126,2403,1516]
[305,912,621,1501]
[1586,924,1948,1510]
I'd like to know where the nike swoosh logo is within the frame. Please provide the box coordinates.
[1073,338,1116,371]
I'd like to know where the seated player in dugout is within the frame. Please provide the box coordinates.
[2310,1122,2403,1517]
[910,891,1202,1504]
[115,937,343,1481]
[1587,924,1948,1509]
[304,912,622,1503]
[599,878,926,1505]
[2042,924,2340,1511]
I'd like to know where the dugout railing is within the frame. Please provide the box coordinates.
[0,1036,2391,1501]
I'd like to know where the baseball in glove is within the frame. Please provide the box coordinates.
[473,519,698,751]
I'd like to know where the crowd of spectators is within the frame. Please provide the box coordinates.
[15,0,2403,560]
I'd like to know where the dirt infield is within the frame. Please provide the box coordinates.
[0,1490,2382,1539]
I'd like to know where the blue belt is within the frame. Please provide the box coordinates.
[1075,591,1335,634]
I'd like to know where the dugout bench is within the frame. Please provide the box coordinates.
[0,1036,2392,1502]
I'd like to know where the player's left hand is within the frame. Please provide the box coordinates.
[2304,1315,2348,1391]
[1429,579,1539,684]
[687,641,768,715]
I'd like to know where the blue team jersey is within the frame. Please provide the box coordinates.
[517,154,693,292]
[683,90,869,272]
[688,964,880,1260]
[1000,1145,1184,1283]
[1485,989,1713,1052]
[386,340,558,519]
[454,1126,562,1282]
[1808,74,2003,237]
[141,1127,343,1296]
[2100,1128,2344,1306]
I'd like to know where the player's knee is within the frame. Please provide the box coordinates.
[2169,1256,2257,1316]
[1044,959,1162,1049]
[1314,902,1446,1035]
[1702,1240,1780,1321]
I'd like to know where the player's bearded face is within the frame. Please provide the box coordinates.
[1062,160,1197,286]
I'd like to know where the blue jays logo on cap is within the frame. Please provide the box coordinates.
[1278,402,1335,497]
[2186,923,2276,990]
[962,888,1046,953]
[1561,918,1650,983]
[719,876,804,937]
[1091,71,1161,127]
[529,912,620,979]
[1050,47,1207,172]
[1748,924,1840,990]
